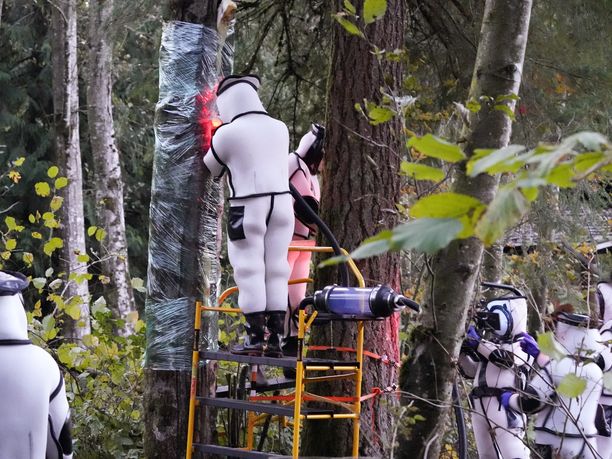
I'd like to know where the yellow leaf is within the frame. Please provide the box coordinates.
[32,232,43,239]
[35,182,51,197]
[1,251,11,260]
[50,196,64,211]
[47,166,59,178]
[95,228,107,242]
[22,252,33,265]
[55,177,68,189]
[12,157,25,167]
[8,170,21,183]
[5,239,16,250]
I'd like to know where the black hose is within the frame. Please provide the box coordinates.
[452,382,468,459]
[289,183,350,287]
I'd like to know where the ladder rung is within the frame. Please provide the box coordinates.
[202,350,359,370]
[216,377,296,397]
[193,444,289,458]
[197,397,334,417]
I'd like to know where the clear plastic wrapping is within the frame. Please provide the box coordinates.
[145,20,233,371]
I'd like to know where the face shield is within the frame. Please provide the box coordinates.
[475,300,514,342]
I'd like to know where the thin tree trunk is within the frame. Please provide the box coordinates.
[51,0,91,340]
[87,0,136,334]
[301,1,404,457]
[398,2,533,458]
[0,0,4,27]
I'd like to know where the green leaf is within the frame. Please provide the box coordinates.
[363,0,387,24]
[410,192,485,219]
[390,218,464,254]
[5,216,17,231]
[546,164,575,188]
[35,182,51,197]
[466,99,481,113]
[4,239,16,251]
[131,277,146,293]
[87,226,98,237]
[467,145,526,176]
[77,253,90,263]
[407,134,466,163]
[95,228,107,242]
[400,162,445,181]
[495,93,520,103]
[334,15,364,37]
[557,373,587,398]
[343,0,356,14]
[43,237,64,256]
[493,104,516,120]
[32,277,47,289]
[563,131,608,151]
[55,177,68,189]
[22,252,33,265]
[92,296,110,315]
[47,166,59,178]
[65,296,83,320]
[350,230,393,260]
[537,331,564,361]
[475,186,528,246]
[367,106,394,125]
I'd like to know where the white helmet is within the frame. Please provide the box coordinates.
[0,270,30,341]
[554,311,603,357]
[476,297,528,342]
[215,74,263,123]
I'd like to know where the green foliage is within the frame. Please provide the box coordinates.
[407,134,466,163]
[557,373,587,398]
[400,161,445,182]
[363,0,387,24]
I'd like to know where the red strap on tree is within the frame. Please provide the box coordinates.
[307,345,400,368]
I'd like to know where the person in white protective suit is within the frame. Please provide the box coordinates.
[459,294,533,459]
[283,123,325,359]
[203,74,293,356]
[502,311,611,459]
[0,270,73,459]
[596,275,612,458]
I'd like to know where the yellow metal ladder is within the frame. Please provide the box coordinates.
[186,246,366,458]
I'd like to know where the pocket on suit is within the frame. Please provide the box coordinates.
[228,206,246,241]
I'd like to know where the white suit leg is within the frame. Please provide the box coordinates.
[47,376,73,459]
[227,198,268,314]
[263,194,293,312]
[472,396,529,459]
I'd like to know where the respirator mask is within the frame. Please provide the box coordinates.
[475,300,514,343]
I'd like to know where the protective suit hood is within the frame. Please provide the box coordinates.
[295,123,325,174]
[478,296,527,341]
[0,271,29,341]
[215,74,264,123]
[554,312,603,357]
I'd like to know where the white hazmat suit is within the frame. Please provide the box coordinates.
[460,296,533,459]
[0,271,73,459]
[597,280,612,458]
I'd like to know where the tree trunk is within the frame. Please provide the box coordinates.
[143,1,227,457]
[300,1,404,457]
[51,0,91,340]
[398,2,533,458]
[87,0,136,334]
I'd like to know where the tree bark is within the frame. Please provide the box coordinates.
[51,0,91,340]
[398,2,533,458]
[300,1,404,457]
[87,0,136,334]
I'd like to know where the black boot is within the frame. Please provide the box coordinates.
[282,336,299,379]
[264,311,286,357]
[231,312,266,355]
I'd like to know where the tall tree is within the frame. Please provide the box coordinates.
[398,1,533,457]
[87,0,136,334]
[301,1,404,457]
[50,0,91,339]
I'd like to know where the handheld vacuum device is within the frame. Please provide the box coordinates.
[311,285,420,319]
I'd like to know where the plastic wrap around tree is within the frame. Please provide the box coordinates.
[145,20,233,371]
